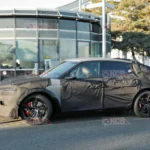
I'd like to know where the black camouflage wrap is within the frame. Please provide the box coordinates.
[60,61,150,112]
[1,61,150,118]
[0,76,51,118]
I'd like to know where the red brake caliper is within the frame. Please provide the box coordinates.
[25,102,31,116]
[139,103,142,108]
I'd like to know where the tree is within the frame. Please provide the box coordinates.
[84,0,150,55]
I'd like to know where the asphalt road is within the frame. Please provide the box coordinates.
[0,111,150,150]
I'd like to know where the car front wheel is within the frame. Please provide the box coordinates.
[20,94,52,124]
[134,91,150,117]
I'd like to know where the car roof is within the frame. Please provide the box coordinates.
[65,58,132,63]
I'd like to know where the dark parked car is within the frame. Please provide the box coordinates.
[0,58,150,123]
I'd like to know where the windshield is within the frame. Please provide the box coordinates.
[40,61,79,79]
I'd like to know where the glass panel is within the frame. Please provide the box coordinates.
[0,18,14,28]
[38,10,58,15]
[38,19,57,29]
[39,30,57,38]
[0,30,14,37]
[106,34,111,42]
[39,40,58,68]
[16,40,37,69]
[16,18,36,29]
[41,61,79,79]
[91,33,102,41]
[106,42,111,53]
[78,42,89,58]
[0,10,13,14]
[77,32,90,40]
[92,23,102,33]
[59,11,76,17]
[15,10,36,14]
[0,40,14,69]
[77,22,90,32]
[16,30,36,37]
[59,40,76,61]
[69,61,100,79]
[91,42,101,57]
[101,61,130,77]
[59,20,76,30]
[59,31,76,39]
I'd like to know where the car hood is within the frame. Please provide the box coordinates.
[0,75,49,86]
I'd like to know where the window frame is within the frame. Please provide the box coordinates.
[64,61,101,79]
[61,60,132,79]
[100,60,131,78]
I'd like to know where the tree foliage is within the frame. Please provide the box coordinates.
[84,0,150,55]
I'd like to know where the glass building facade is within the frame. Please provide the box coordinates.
[0,9,111,79]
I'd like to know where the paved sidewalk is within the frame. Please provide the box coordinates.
[0,116,21,124]
[0,116,30,129]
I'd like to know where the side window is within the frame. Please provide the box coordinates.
[69,61,100,79]
[101,61,130,78]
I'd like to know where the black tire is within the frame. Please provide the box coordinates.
[20,94,52,124]
[134,91,150,117]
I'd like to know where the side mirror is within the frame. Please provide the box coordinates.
[65,76,76,80]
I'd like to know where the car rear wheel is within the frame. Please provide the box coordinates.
[134,91,150,117]
[20,94,52,124]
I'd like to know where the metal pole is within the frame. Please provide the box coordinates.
[79,0,81,11]
[102,0,106,58]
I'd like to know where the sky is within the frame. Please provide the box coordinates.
[0,0,75,9]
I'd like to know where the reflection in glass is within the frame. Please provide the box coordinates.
[59,40,76,61]
[16,18,36,29]
[39,40,58,68]
[91,42,102,57]
[106,34,111,41]
[38,10,58,15]
[91,33,102,41]
[0,18,14,28]
[16,40,37,69]
[0,40,14,69]
[38,19,58,29]
[106,42,111,53]
[41,61,79,79]
[15,10,36,14]
[0,30,14,38]
[59,31,76,39]
[92,23,102,33]
[78,42,89,58]
[16,30,36,37]
[38,30,57,38]
[77,22,90,32]
[77,32,90,40]
[59,20,76,30]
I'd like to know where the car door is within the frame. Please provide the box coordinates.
[61,61,104,112]
[101,61,138,108]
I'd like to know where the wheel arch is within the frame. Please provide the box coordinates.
[18,90,61,117]
[132,88,150,108]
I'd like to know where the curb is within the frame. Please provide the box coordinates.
[0,119,22,124]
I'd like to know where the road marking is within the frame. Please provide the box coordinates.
[102,117,130,126]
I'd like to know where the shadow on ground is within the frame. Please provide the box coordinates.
[51,110,134,124]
